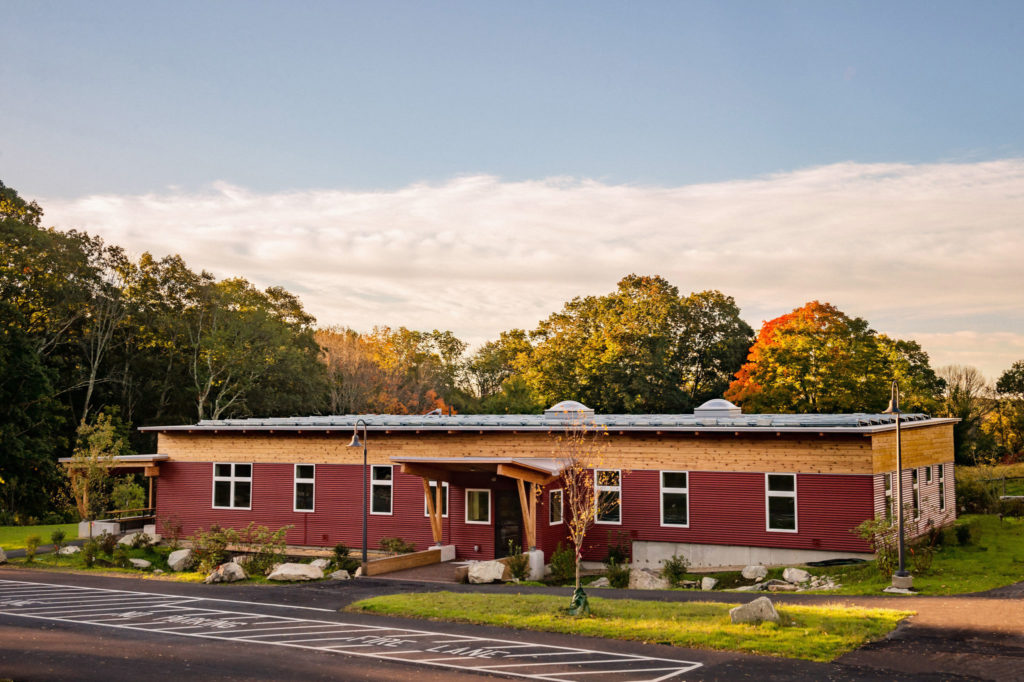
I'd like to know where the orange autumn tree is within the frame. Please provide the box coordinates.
[725,301,941,414]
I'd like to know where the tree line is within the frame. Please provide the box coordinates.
[2,180,1021,521]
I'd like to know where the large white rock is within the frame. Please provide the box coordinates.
[205,562,247,584]
[730,596,780,624]
[701,577,719,591]
[167,549,194,572]
[58,545,81,555]
[742,565,768,581]
[267,562,324,582]
[118,532,150,547]
[589,577,610,587]
[129,558,152,569]
[628,569,669,590]
[329,570,351,580]
[310,558,331,570]
[468,560,507,584]
[0,547,6,564]
[783,567,811,584]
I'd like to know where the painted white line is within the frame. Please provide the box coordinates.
[482,659,642,669]
[541,668,691,677]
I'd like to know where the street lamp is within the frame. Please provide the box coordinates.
[346,419,369,575]
[882,380,912,588]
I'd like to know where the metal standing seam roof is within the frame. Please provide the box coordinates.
[139,412,956,435]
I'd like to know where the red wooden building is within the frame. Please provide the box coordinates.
[140,399,956,568]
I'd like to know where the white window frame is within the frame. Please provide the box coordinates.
[549,489,563,525]
[293,464,315,513]
[938,464,946,511]
[423,481,449,518]
[659,470,690,528]
[765,473,798,533]
[465,488,491,525]
[925,466,933,484]
[912,468,920,519]
[370,465,393,516]
[884,472,894,524]
[595,469,622,525]
[212,462,252,510]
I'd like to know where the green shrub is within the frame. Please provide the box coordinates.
[233,522,291,575]
[111,480,146,512]
[606,530,631,565]
[81,540,98,568]
[549,542,575,584]
[956,468,1002,514]
[97,531,117,555]
[112,545,131,568]
[50,529,67,556]
[159,514,184,550]
[190,524,234,573]
[24,535,41,563]
[505,540,530,581]
[605,560,630,588]
[130,531,153,549]
[333,543,361,572]
[660,553,690,587]
[379,537,415,555]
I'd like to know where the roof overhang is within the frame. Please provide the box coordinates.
[59,454,169,471]
[391,456,564,485]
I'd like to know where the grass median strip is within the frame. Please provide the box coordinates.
[348,592,912,662]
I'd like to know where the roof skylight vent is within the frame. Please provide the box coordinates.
[544,400,595,421]
[693,398,742,418]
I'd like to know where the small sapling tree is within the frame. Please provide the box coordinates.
[69,413,131,533]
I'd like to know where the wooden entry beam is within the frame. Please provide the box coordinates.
[422,479,443,545]
[516,479,537,550]
[496,463,557,487]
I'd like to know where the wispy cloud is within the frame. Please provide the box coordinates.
[40,160,1024,379]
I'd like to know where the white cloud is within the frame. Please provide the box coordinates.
[39,160,1024,379]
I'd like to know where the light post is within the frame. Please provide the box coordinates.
[346,419,369,575]
[882,380,912,588]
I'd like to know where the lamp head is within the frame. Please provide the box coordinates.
[347,429,362,448]
[882,380,901,414]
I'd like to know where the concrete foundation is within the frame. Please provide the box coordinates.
[526,550,545,581]
[632,540,871,570]
[78,520,121,538]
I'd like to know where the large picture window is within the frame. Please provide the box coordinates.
[595,469,621,524]
[765,473,797,532]
[465,489,490,524]
[294,464,314,512]
[549,489,563,525]
[213,463,252,509]
[660,471,689,527]
[423,481,449,517]
[371,465,393,515]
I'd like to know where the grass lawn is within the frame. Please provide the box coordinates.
[802,514,1024,596]
[349,592,911,662]
[0,523,79,550]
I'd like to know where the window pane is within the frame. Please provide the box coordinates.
[768,496,795,530]
[234,481,251,508]
[214,480,231,507]
[662,472,687,489]
[296,465,314,480]
[767,474,794,492]
[372,485,392,513]
[597,490,620,522]
[295,482,314,510]
[663,492,688,525]
[597,470,619,487]
[373,466,392,481]
[549,491,563,524]
[235,464,252,478]
[214,463,231,478]
[426,483,448,516]
[467,490,489,522]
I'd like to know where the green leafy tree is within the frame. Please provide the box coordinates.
[936,365,993,465]
[990,360,1024,460]
[69,412,132,522]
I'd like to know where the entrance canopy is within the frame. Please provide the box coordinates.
[390,456,567,551]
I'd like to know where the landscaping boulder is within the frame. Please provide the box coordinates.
[354,566,363,577]
[129,558,152,569]
[118,532,150,547]
[701,577,719,591]
[628,569,669,590]
[589,577,610,588]
[768,583,798,592]
[734,584,763,592]
[58,545,81,555]
[783,567,811,584]
[167,549,193,572]
[267,562,324,582]
[329,569,351,580]
[742,565,768,581]
[729,596,780,624]
[0,547,6,564]
[310,558,331,570]
[205,561,247,584]
[468,560,507,584]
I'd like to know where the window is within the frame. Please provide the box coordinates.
[912,469,920,519]
[938,464,945,511]
[549,489,563,525]
[213,463,252,509]
[925,466,933,484]
[371,465,393,515]
[765,473,797,532]
[595,469,621,524]
[423,481,449,517]
[465,489,490,524]
[294,464,314,512]
[883,472,894,524]
[660,471,689,527]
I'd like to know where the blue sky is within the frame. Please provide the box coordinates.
[3,2,1023,379]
